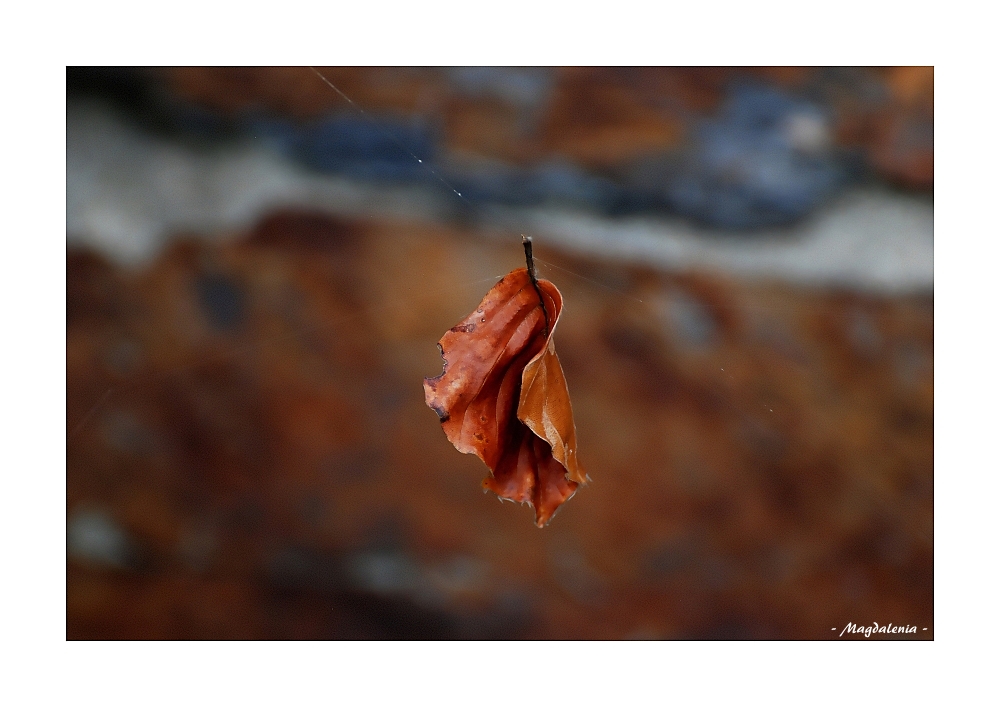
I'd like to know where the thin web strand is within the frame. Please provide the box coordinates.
[533,256,645,304]
[308,67,465,200]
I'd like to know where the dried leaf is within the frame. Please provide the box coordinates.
[424,267,587,526]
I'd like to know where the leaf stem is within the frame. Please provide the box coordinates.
[522,235,549,337]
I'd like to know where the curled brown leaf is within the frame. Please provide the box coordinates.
[424,267,587,526]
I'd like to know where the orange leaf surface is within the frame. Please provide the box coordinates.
[424,267,587,527]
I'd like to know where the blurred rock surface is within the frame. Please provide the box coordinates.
[67,66,933,639]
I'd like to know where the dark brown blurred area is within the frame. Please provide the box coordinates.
[67,67,933,640]
[67,210,932,639]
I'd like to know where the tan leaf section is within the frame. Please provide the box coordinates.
[423,267,586,526]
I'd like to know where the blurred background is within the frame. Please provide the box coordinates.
[67,67,932,639]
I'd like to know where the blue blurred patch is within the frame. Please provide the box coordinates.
[246,113,438,183]
[663,83,847,229]
[196,273,245,331]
